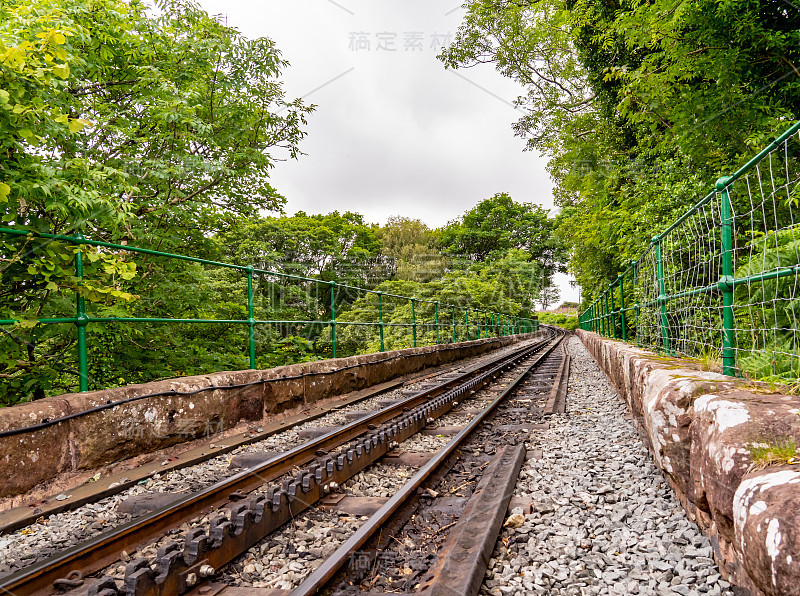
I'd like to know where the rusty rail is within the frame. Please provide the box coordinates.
[289,329,565,596]
[0,330,557,596]
[417,443,526,596]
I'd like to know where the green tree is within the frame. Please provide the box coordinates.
[377,216,443,282]
[441,0,800,304]
[439,193,566,298]
[0,0,312,403]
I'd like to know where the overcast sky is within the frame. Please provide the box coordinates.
[196,0,579,303]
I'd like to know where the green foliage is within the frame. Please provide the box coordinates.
[441,0,800,304]
[439,193,567,306]
[377,216,443,282]
[537,312,578,331]
[218,211,386,285]
[732,227,800,381]
[259,336,318,368]
[748,436,798,471]
[735,228,800,342]
[0,0,312,403]
[318,248,546,355]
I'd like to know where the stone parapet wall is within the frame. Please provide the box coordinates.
[0,334,533,498]
[576,330,800,596]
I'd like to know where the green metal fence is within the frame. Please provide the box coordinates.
[0,227,538,396]
[579,119,800,381]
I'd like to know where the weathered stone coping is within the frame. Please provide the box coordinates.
[577,330,800,596]
[0,334,533,498]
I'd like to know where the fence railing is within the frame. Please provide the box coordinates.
[579,119,800,381]
[0,227,538,398]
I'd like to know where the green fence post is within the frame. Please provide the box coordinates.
[600,295,606,336]
[619,273,627,342]
[597,300,601,335]
[378,291,385,352]
[330,281,337,358]
[247,266,256,368]
[74,235,88,392]
[654,236,670,353]
[717,176,737,376]
[465,308,469,341]
[435,301,440,344]
[451,305,456,343]
[411,298,417,347]
[634,263,640,347]
[598,298,601,335]
[611,284,618,339]
[483,311,487,338]
[601,293,605,336]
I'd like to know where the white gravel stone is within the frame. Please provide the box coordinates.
[480,335,734,596]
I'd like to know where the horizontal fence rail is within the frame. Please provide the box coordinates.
[579,119,800,382]
[0,228,538,400]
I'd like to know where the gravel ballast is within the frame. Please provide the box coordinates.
[482,335,734,596]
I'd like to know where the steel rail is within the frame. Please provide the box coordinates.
[0,332,553,596]
[290,329,565,596]
[103,330,557,596]
[0,351,510,534]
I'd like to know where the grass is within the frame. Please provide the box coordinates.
[742,376,800,396]
[748,436,799,471]
[697,348,722,373]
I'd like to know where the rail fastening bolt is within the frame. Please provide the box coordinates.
[199,564,215,578]
[186,573,197,587]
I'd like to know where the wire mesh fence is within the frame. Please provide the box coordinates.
[579,119,800,382]
[0,228,538,402]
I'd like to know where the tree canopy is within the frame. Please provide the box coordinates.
[440,0,800,301]
[0,0,312,401]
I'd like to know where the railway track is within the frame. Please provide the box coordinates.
[0,327,567,596]
[0,340,532,535]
